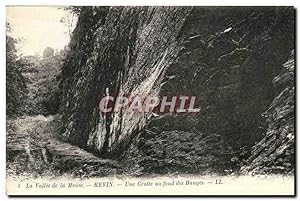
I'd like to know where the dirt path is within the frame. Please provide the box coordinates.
[7,115,122,178]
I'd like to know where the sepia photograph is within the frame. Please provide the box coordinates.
[5,4,295,196]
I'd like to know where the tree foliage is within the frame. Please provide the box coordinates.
[43,47,54,58]
[22,50,66,116]
[6,23,28,117]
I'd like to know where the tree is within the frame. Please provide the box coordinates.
[43,47,54,58]
[59,6,81,37]
[6,22,28,117]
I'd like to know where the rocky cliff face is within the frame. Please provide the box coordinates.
[123,7,295,175]
[60,6,294,175]
[61,7,192,156]
[161,7,294,149]
[242,51,294,175]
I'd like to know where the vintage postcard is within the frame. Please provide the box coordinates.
[6,6,295,196]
